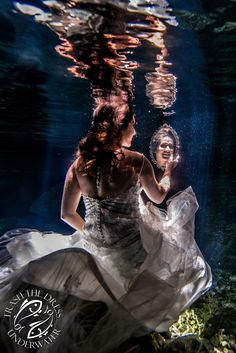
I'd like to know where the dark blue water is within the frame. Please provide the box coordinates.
[0,0,235,273]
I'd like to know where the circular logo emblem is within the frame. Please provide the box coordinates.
[4,288,63,349]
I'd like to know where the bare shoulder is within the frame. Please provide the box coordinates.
[124,150,154,177]
[123,148,144,161]
[122,149,145,174]
[65,160,79,180]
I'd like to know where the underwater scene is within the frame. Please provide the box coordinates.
[0,0,236,352]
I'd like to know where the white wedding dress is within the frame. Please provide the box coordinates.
[0,180,212,353]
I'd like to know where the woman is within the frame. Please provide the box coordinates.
[0,104,212,353]
[150,123,180,171]
[61,107,175,232]
[143,123,182,209]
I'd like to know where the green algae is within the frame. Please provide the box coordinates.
[150,268,236,353]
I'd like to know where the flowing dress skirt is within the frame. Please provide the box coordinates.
[0,187,212,353]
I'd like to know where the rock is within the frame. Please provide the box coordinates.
[157,335,209,353]
[203,309,236,340]
[229,275,236,283]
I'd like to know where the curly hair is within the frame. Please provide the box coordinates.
[150,123,180,165]
[76,103,134,176]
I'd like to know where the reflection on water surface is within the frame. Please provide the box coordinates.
[14,0,178,112]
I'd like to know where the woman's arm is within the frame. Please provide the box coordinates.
[61,163,85,231]
[140,155,174,204]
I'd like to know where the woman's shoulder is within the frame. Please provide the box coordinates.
[66,159,81,179]
[123,148,144,161]
[122,149,144,172]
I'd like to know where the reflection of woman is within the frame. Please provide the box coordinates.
[144,123,181,209]
[0,104,212,353]
[150,124,180,171]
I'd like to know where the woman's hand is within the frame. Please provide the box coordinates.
[140,155,173,204]
[164,154,180,173]
[157,155,179,194]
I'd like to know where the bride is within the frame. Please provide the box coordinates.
[0,103,212,353]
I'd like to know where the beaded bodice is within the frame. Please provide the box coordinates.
[82,182,142,248]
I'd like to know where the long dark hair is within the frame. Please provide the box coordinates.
[76,103,134,176]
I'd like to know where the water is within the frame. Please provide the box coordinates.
[0,0,235,273]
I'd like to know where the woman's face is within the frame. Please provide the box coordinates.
[155,135,175,169]
[121,118,136,147]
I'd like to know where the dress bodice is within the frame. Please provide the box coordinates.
[82,181,142,248]
[81,180,148,281]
